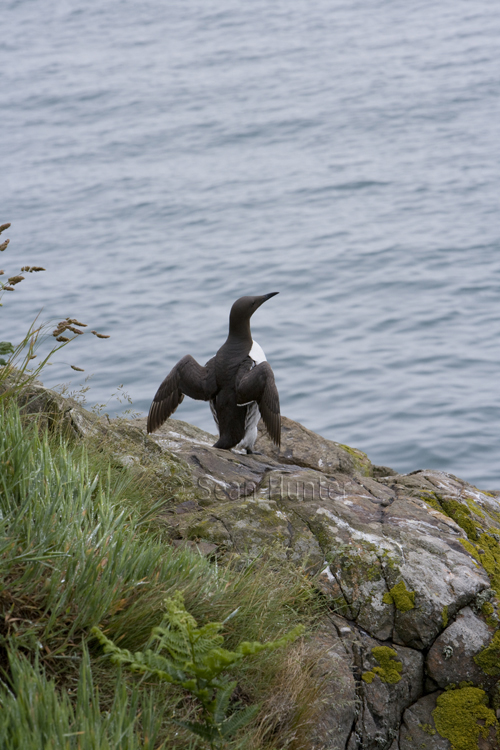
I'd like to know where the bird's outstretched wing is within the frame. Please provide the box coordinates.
[236,362,281,447]
[147,355,217,433]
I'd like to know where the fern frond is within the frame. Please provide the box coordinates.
[236,624,305,656]
[220,703,260,738]
[93,592,306,748]
[174,719,218,742]
[212,680,237,726]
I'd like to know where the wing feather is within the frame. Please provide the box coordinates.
[236,362,281,447]
[147,355,216,433]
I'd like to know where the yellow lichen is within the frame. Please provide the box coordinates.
[442,605,449,628]
[441,499,478,541]
[362,646,402,684]
[465,497,485,519]
[474,630,500,677]
[459,534,500,599]
[420,491,443,513]
[432,686,498,750]
[382,580,416,612]
[419,723,436,736]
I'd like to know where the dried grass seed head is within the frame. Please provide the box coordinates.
[71,365,85,372]
[0,223,11,234]
[91,330,110,338]
[8,275,25,285]
[0,240,11,252]
[53,322,69,336]
[66,318,87,326]
[56,336,70,342]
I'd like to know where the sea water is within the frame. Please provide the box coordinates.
[3,0,500,486]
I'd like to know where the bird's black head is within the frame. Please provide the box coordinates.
[228,292,278,340]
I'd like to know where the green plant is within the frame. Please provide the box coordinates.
[0,645,165,749]
[92,592,305,749]
[0,395,319,748]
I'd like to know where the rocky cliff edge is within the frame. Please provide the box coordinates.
[13,380,500,750]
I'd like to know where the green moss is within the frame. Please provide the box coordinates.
[482,601,494,617]
[460,538,479,559]
[460,533,500,599]
[338,443,372,476]
[419,723,436,736]
[432,686,498,750]
[481,601,497,628]
[383,580,416,612]
[362,646,402,684]
[420,492,443,513]
[484,505,500,527]
[474,630,500,676]
[441,499,478,541]
[381,549,399,571]
[442,605,449,628]
[465,498,485,519]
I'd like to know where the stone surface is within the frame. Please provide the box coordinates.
[426,606,494,689]
[400,690,500,750]
[256,416,374,477]
[307,617,359,750]
[399,693,449,750]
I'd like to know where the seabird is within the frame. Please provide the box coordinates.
[147,293,281,452]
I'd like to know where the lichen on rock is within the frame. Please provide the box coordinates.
[362,646,403,684]
[442,605,449,628]
[474,630,500,677]
[432,686,498,750]
[383,580,416,612]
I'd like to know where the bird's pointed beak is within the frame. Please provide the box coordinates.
[254,291,279,310]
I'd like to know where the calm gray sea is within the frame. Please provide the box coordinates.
[2,0,500,486]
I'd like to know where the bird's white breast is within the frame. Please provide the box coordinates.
[249,340,266,364]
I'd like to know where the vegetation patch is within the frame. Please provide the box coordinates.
[362,646,402,685]
[0,399,323,749]
[474,630,500,676]
[432,686,498,750]
[465,498,485,519]
[459,534,500,600]
[382,580,416,612]
[419,722,436,736]
[420,491,443,513]
[442,605,449,628]
[338,443,372,476]
[93,591,304,749]
[441,499,478,541]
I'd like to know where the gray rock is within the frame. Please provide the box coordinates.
[400,689,499,750]
[426,606,494,689]
[355,636,423,750]
[307,617,359,750]
[399,693,449,750]
[256,416,373,476]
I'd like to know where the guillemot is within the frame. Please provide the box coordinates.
[147,293,281,452]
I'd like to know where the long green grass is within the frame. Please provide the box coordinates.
[0,398,326,748]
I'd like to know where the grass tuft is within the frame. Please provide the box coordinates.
[0,398,325,748]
